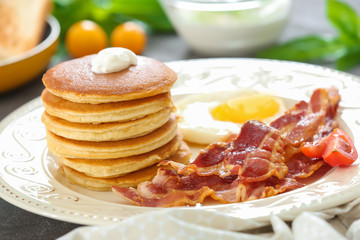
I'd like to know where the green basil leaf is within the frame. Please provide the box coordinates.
[109,0,173,32]
[257,36,346,62]
[335,45,360,70]
[327,0,360,43]
[52,0,102,39]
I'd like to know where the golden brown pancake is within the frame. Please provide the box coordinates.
[41,107,172,141]
[59,133,182,178]
[59,141,191,191]
[46,114,178,159]
[42,55,177,104]
[41,53,188,192]
[41,89,174,124]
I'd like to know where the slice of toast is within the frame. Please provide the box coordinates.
[0,0,52,59]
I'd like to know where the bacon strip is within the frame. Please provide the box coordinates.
[286,153,324,179]
[113,88,341,207]
[270,87,340,146]
[164,121,289,182]
[113,170,303,206]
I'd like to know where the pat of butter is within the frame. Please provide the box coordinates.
[91,47,137,74]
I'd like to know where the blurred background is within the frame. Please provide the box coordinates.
[1,0,360,84]
[52,0,360,69]
[50,0,360,69]
[1,0,359,91]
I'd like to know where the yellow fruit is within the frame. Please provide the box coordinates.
[65,20,108,58]
[110,22,147,55]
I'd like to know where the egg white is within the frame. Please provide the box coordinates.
[175,89,286,145]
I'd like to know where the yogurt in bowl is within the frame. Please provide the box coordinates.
[159,0,291,56]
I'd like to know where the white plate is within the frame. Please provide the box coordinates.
[1,58,360,226]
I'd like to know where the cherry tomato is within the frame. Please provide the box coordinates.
[110,22,147,55]
[301,128,358,167]
[301,136,329,158]
[65,20,108,58]
[322,129,358,167]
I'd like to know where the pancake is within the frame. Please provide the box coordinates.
[59,141,191,191]
[41,107,172,141]
[46,114,178,159]
[42,55,177,104]
[41,89,174,124]
[59,133,182,178]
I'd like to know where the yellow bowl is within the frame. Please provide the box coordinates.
[0,15,60,94]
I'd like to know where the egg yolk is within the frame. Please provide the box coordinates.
[210,95,280,123]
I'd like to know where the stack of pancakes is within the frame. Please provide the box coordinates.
[41,55,191,191]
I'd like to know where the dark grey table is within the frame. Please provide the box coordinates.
[1,1,360,239]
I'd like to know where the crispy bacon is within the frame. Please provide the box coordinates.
[286,153,324,179]
[161,121,289,181]
[112,185,214,207]
[112,87,341,207]
[270,87,340,146]
[113,170,303,206]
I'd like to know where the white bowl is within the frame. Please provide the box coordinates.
[159,0,292,56]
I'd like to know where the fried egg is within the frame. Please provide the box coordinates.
[176,89,286,145]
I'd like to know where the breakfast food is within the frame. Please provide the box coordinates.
[58,141,191,191]
[176,89,286,145]
[113,87,358,207]
[41,48,191,191]
[41,89,173,124]
[59,134,184,178]
[42,53,177,104]
[0,0,52,59]
[44,116,178,159]
[41,107,172,141]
